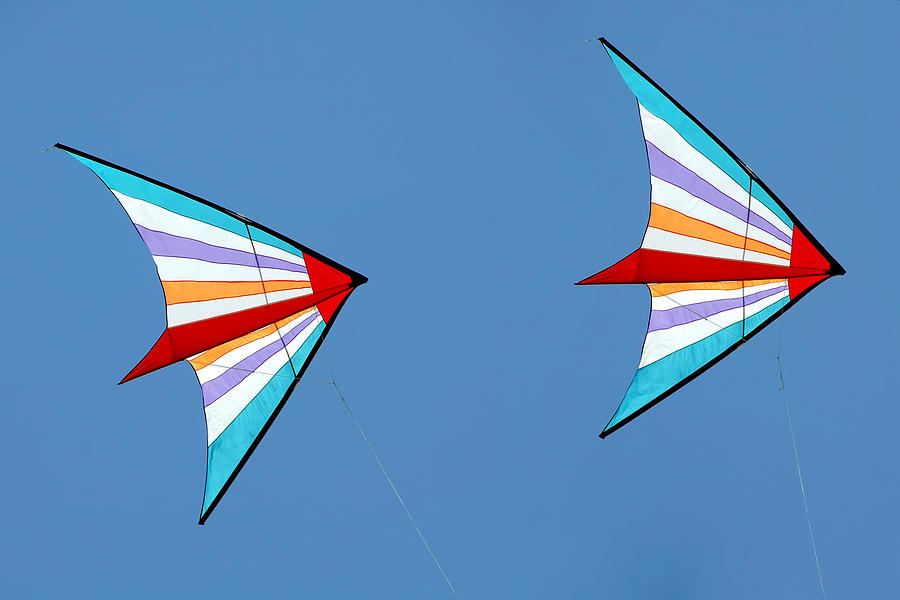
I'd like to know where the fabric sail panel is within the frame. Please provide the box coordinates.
[57,144,366,522]
[582,41,843,437]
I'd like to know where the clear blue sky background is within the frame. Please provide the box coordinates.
[3,2,896,598]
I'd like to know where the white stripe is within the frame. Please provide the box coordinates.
[750,195,793,243]
[263,287,313,304]
[205,315,323,444]
[640,285,790,368]
[744,287,789,319]
[639,105,793,239]
[167,293,269,327]
[167,287,313,327]
[643,228,789,266]
[650,177,791,254]
[284,312,323,358]
[205,350,291,445]
[153,256,309,282]
[112,191,254,253]
[250,238,307,268]
[639,304,744,368]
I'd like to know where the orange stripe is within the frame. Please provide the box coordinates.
[188,307,317,371]
[162,280,311,305]
[649,204,791,261]
[650,278,786,297]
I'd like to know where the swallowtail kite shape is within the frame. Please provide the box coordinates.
[58,144,367,523]
[579,40,844,438]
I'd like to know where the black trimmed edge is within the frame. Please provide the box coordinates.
[599,274,832,438]
[54,143,368,287]
[594,39,845,277]
[198,288,357,524]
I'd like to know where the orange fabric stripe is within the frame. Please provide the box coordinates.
[650,278,786,297]
[649,204,791,261]
[163,280,311,305]
[187,307,317,371]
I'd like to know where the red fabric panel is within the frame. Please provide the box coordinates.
[789,226,831,273]
[305,252,352,292]
[577,249,829,284]
[121,284,352,382]
[788,273,829,300]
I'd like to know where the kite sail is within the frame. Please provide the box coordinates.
[57,144,367,522]
[579,40,844,438]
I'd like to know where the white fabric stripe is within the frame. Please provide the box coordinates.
[166,287,313,327]
[639,285,790,368]
[639,304,744,368]
[153,256,309,282]
[284,312,323,357]
[205,314,322,445]
[650,177,791,254]
[205,350,290,445]
[643,228,789,266]
[744,287,789,319]
[639,105,793,239]
[167,293,269,327]
[749,195,793,243]
[112,190,254,253]
[653,280,786,309]
[249,238,307,268]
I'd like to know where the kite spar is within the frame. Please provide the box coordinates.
[580,40,845,438]
[57,144,367,523]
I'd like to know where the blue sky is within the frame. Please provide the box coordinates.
[3,2,896,598]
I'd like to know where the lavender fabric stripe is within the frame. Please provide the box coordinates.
[136,225,308,274]
[202,311,320,406]
[646,141,793,246]
[649,285,788,332]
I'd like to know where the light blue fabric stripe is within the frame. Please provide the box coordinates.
[750,182,793,235]
[248,225,306,262]
[604,293,793,433]
[67,151,249,238]
[602,45,800,232]
[288,319,325,373]
[605,322,742,433]
[604,45,794,233]
[744,296,789,335]
[202,321,326,516]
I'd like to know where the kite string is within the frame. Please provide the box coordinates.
[776,326,827,599]
[664,291,825,597]
[322,345,461,600]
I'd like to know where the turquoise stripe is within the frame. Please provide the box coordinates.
[750,182,793,235]
[288,319,325,373]
[248,225,305,262]
[604,294,792,433]
[202,321,326,517]
[744,296,789,334]
[604,46,795,227]
[605,322,742,433]
[67,151,249,238]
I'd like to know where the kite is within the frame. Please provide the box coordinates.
[579,40,844,438]
[56,144,367,523]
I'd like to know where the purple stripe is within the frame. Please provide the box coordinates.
[202,311,320,406]
[136,225,308,274]
[648,285,788,332]
[645,141,793,246]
